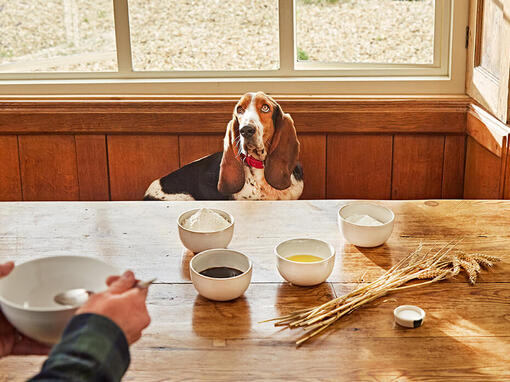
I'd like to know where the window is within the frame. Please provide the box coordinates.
[128,0,279,71]
[0,1,117,72]
[0,0,468,95]
[296,0,435,65]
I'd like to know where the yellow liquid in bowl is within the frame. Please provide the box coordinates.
[286,254,324,263]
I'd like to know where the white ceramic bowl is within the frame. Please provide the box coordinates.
[394,305,426,328]
[338,202,395,247]
[178,209,234,253]
[0,256,118,345]
[275,239,335,286]
[189,249,252,301]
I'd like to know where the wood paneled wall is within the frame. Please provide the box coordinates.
[0,96,506,201]
[463,104,510,199]
[0,136,21,201]
[108,135,180,200]
[0,132,467,201]
[326,135,392,199]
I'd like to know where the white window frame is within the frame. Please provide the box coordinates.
[0,0,469,96]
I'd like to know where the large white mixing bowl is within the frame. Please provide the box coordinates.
[0,256,118,344]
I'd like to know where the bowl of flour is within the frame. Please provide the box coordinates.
[178,208,234,253]
[338,202,395,247]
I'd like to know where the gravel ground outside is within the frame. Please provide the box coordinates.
[0,0,434,72]
[0,0,117,71]
[296,0,434,64]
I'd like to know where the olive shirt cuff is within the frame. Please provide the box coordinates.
[28,313,130,382]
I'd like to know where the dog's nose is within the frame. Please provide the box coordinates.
[240,125,256,138]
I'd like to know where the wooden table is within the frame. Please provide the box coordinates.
[0,200,509,381]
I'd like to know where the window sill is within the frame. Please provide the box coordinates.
[0,74,466,96]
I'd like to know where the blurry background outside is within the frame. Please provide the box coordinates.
[0,0,434,73]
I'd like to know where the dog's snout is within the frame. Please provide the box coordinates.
[240,125,256,138]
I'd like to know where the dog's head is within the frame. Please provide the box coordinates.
[217,92,300,195]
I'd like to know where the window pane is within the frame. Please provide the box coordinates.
[0,0,116,72]
[296,0,435,65]
[128,0,279,71]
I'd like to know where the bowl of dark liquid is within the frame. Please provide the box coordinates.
[189,249,252,301]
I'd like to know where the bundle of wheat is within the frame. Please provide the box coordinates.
[262,241,502,346]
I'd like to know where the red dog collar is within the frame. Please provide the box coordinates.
[240,153,264,169]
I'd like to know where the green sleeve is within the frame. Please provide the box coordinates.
[28,313,130,382]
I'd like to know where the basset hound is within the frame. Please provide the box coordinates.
[144,92,304,201]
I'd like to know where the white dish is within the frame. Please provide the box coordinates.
[338,202,395,247]
[394,305,425,328]
[0,256,118,344]
[177,208,234,253]
[189,249,252,301]
[275,238,335,286]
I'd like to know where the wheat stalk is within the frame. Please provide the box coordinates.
[262,241,502,346]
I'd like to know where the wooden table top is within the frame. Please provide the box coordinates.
[0,200,509,381]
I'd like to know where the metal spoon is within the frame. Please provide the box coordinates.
[54,278,157,307]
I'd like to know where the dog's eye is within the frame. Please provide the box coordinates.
[261,104,270,113]
[236,106,244,114]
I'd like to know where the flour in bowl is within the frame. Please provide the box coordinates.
[183,208,231,232]
[345,214,383,226]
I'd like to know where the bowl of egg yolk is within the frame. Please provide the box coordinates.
[275,238,335,286]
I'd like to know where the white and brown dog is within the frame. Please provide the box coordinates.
[144,92,303,201]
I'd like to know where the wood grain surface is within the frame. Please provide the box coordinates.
[75,135,110,201]
[2,97,509,203]
[2,131,469,202]
[0,97,469,134]
[178,135,223,167]
[0,200,508,381]
[466,108,507,157]
[0,200,508,283]
[464,137,503,199]
[442,135,466,198]
[326,135,393,199]
[107,135,180,200]
[464,105,510,200]
[18,135,79,201]
[0,135,21,201]
[505,139,510,199]
[392,135,445,200]
[4,97,506,202]
[298,134,326,199]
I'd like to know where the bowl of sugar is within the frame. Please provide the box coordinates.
[178,208,234,253]
[338,202,395,247]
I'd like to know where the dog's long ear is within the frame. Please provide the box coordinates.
[218,117,245,195]
[265,103,300,190]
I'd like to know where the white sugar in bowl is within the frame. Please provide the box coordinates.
[338,202,395,247]
[177,208,234,253]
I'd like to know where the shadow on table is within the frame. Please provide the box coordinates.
[354,244,395,271]
[274,282,336,317]
[180,248,194,281]
[269,282,346,347]
[371,286,510,379]
[191,295,252,338]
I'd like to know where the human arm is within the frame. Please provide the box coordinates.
[28,270,151,382]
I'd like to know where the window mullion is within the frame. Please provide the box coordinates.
[278,0,295,75]
[113,0,133,73]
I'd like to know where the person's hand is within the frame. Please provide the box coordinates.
[0,262,51,358]
[77,270,151,344]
